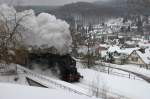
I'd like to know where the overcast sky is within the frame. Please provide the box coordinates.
[0,0,100,6]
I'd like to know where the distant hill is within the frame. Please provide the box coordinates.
[15,5,59,15]
[94,0,150,15]
[15,1,150,17]
[50,1,150,18]
[15,1,150,25]
[50,2,113,16]
[94,0,128,7]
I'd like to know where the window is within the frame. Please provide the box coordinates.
[132,57,138,62]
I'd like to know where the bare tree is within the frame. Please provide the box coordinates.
[84,28,97,68]
[0,11,30,64]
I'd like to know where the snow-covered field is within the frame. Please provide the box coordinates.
[0,83,97,99]
[77,69,150,99]
[1,63,150,99]
[99,62,150,78]
[30,63,150,99]
[93,65,144,81]
[114,64,150,78]
[0,74,27,85]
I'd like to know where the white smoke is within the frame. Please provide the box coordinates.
[0,4,72,54]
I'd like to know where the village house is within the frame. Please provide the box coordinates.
[128,48,150,69]
[143,18,150,41]
[102,46,139,64]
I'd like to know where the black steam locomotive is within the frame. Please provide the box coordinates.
[27,52,83,82]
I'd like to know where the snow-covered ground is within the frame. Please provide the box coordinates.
[0,74,27,85]
[31,62,150,99]
[0,64,90,96]
[17,65,90,96]
[0,83,97,99]
[98,62,150,78]
[93,65,143,81]
[0,65,28,85]
[1,63,150,99]
[77,69,150,99]
[114,64,150,78]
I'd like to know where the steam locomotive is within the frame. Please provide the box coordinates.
[27,52,83,82]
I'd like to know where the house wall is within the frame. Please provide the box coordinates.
[147,64,150,69]
[114,58,122,65]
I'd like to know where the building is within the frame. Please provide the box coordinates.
[143,23,150,41]
[0,64,17,75]
[128,48,150,69]
[104,46,137,64]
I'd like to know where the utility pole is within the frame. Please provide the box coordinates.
[87,41,90,68]
[87,33,91,68]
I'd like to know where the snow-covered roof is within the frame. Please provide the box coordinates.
[99,44,110,48]
[125,41,136,45]
[138,42,150,48]
[100,50,107,57]
[108,46,120,53]
[136,48,150,64]
[106,18,123,26]
[118,48,139,55]
[108,46,138,55]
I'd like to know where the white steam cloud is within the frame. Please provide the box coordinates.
[0,4,72,54]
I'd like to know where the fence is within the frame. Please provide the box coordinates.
[97,62,143,81]
[78,79,130,99]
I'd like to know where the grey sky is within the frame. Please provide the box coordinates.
[0,0,99,6]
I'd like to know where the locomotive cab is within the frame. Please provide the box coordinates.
[57,54,83,82]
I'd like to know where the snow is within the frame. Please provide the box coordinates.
[106,18,131,27]
[117,48,139,55]
[0,74,27,85]
[17,65,90,96]
[1,62,150,99]
[99,44,110,49]
[93,64,143,81]
[24,61,150,99]
[108,45,120,53]
[77,69,150,99]
[138,42,150,48]
[0,83,97,99]
[0,64,89,96]
[108,46,139,55]
[136,48,150,64]
[100,50,107,57]
[125,41,136,45]
[0,65,27,85]
[108,63,150,78]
